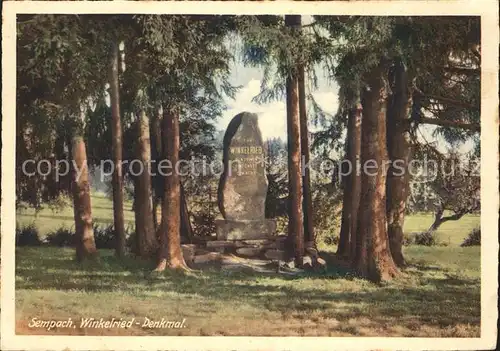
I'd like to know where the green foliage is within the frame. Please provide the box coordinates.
[93,223,135,250]
[264,137,288,219]
[431,152,480,217]
[45,227,75,247]
[16,14,109,208]
[408,232,436,246]
[16,245,480,336]
[16,14,482,258]
[92,224,116,250]
[404,231,449,247]
[16,224,42,246]
[44,223,136,249]
[17,14,238,212]
[46,194,72,214]
[191,211,217,238]
[239,14,328,127]
[125,231,139,254]
[311,16,480,157]
[461,227,480,247]
[313,184,343,247]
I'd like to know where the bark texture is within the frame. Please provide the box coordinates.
[298,65,315,246]
[135,110,158,258]
[71,136,97,261]
[356,62,399,282]
[426,205,469,234]
[109,41,126,258]
[180,183,194,244]
[386,59,412,267]
[337,98,363,260]
[337,134,352,258]
[285,15,305,265]
[151,106,163,231]
[156,108,188,271]
[349,101,363,262]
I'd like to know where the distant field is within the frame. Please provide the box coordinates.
[14,194,481,337]
[15,245,480,337]
[16,194,480,247]
[16,193,135,238]
[404,213,480,246]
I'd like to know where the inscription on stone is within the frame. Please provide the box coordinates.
[215,112,277,242]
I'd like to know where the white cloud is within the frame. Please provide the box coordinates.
[219,78,339,141]
[219,61,474,155]
[220,78,288,140]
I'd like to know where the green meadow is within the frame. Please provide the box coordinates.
[15,194,480,337]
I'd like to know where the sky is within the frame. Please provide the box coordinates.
[217,62,339,141]
[216,15,339,141]
[218,61,474,155]
[113,25,474,155]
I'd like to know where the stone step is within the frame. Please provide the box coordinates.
[264,249,286,261]
[314,257,327,272]
[305,247,318,258]
[206,240,236,248]
[235,247,263,257]
[192,252,222,264]
[206,239,279,249]
[181,244,197,262]
[241,239,273,245]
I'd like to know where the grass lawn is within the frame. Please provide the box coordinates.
[16,193,136,238]
[15,246,480,337]
[14,195,481,337]
[404,212,480,246]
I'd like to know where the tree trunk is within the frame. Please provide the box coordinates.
[152,196,160,231]
[298,64,315,247]
[135,110,158,259]
[349,100,362,263]
[71,135,97,261]
[355,62,399,282]
[180,182,194,244]
[155,108,188,271]
[427,208,468,234]
[109,41,126,258]
[338,94,363,262]
[151,105,163,231]
[427,207,444,234]
[285,15,305,266]
[386,59,412,267]
[337,129,352,258]
[426,217,443,235]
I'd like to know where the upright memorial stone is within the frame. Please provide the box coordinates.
[216,112,277,240]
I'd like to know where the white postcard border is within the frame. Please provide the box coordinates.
[2,1,498,350]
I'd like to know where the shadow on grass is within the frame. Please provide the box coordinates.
[16,246,480,335]
[17,213,75,222]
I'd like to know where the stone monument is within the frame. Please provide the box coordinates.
[216,112,277,241]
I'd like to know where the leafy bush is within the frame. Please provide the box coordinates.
[16,224,42,246]
[405,231,438,246]
[313,187,342,247]
[415,231,436,246]
[93,223,136,250]
[126,231,137,254]
[402,233,416,246]
[192,212,216,237]
[47,194,71,213]
[93,224,116,249]
[323,234,339,246]
[461,227,480,247]
[44,223,136,250]
[45,227,75,247]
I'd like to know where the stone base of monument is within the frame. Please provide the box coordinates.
[188,236,327,272]
[203,229,288,259]
[215,218,277,241]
